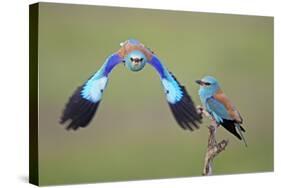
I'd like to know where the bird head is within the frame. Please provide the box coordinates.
[123,50,147,72]
[195,76,220,96]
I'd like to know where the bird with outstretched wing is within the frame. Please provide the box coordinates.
[60,39,202,131]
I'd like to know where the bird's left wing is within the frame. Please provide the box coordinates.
[213,92,243,123]
[148,55,201,131]
[60,53,122,130]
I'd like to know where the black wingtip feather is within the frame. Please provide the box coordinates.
[168,72,202,131]
[169,103,190,130]
[220,119,246,140]
[60,86,100,130]
[239,124,246,132]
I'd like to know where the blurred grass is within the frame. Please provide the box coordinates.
[37,3,273,186]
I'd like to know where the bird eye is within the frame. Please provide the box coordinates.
[204,82,211,86]
[140,58,143,62]
[130,57,134,62]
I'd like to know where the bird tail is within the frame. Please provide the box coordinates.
[220,119,247,147]
[235,123,248,147]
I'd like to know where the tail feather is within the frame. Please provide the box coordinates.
[235,123,248,147]
[220,119,247,146]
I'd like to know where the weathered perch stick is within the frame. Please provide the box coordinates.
[197,106,229,176]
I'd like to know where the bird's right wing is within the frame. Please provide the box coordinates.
[60,53,122,130]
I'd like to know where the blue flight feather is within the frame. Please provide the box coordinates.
[148,55,183,104]
[148,54,201,130]
[81,53,121,103]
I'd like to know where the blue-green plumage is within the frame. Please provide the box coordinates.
[196,76,247,146]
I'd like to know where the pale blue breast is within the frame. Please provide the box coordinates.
[199,86,232,123]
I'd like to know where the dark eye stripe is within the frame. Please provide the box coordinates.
[204,82,211,86]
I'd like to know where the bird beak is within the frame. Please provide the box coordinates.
[195,80,204,85]
[133,61,140,66]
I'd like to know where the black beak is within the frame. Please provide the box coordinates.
[195,80,204,85]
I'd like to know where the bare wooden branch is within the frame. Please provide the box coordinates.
[197,106,229,176]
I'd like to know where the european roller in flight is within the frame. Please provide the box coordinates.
[60,39,202,131]
[196,76,247,146]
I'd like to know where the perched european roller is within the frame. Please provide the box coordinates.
[196,76,247,146]
[60,39,201,131]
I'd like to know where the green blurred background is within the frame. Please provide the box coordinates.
[37,3,273,186]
